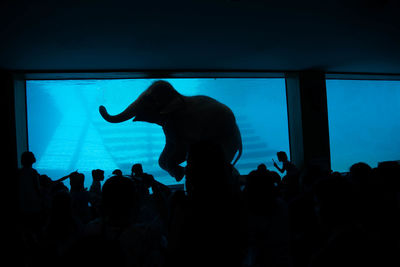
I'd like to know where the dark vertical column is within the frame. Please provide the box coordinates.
[1,71,20,258]
[14,75,28,166]
[285,71,331,172]
[2,71,19,178]
[2,71,28,218]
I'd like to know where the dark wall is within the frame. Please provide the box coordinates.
[1,0,400,73]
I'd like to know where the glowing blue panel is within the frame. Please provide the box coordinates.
[26,78,289,188]
[326,80,400,172]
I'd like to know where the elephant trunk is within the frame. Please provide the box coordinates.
[99,102,137,123]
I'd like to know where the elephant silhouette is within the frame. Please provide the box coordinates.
[99,80,242,182]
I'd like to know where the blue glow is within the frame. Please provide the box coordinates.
[26,78,289,187]
[326,80,400,172]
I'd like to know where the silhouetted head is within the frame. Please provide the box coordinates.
[257,163,268,172]
[21,151,36,167]
[112,169,123,176]
[70,172,85,192]
[92,169,105,182]
[131,163,143,176]
[101,176,138,226]
[349,162,372,185]
[277,151,288,162]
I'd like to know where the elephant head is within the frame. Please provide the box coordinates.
[99,80,184,126]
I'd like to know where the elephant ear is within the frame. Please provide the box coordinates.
[159,95,185,115]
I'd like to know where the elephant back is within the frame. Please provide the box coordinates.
[186,95,237,134]
[175,95,242,164]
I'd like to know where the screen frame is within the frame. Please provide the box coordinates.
[15,71,400,173]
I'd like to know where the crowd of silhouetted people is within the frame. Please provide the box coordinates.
[17,144,400,267]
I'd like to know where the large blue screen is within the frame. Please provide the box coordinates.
[26,78,289,187]
[326,79,400,172]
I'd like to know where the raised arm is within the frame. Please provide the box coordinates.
[274,162,285,174]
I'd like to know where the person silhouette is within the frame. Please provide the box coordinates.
[273,151,298,176]
[18,151,42,232]
[69,172,91,224]
[273,151,299,201]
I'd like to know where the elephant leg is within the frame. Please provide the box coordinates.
[159,141,187,182]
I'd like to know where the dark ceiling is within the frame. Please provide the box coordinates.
[1,0,399,74]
